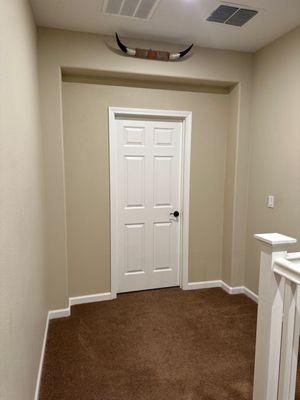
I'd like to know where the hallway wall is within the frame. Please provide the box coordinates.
[0,1,47,399]
[245,25,300,293]
[62,82,229,297]
[38,28,253,309]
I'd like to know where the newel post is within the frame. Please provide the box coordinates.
[253,233,297,400]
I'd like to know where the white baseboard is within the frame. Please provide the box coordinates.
[69,292,116,306]
[243,286,258,303]
[48,307,71,320]
[184,280,258,303]
[49,292,116,319]
[34,312,49,400]
[184,280,222,290]
[48,292,116,320]
[221,281,244,295]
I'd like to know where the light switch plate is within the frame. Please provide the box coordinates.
[267,195,275,208]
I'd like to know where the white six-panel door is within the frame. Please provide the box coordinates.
[116,117,183,293]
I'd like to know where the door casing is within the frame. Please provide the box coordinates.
[109,107,192,297]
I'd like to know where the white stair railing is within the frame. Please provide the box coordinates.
[253,233,300,400]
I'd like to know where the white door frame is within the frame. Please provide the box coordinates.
[109,107,192,297]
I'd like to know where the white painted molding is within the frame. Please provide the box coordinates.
[254,233,297,247]
[34,313,49,400]
[181,112,192,290]
[184,280,222,290]
[48,292,116,320]
[286,252,300,260]
[69,292,116,306]
[48,307,71,320]
[273,258,300,285]
[243,286,259,303]
[221,281,244,295]
[184,280,258,303]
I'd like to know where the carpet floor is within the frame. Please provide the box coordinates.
[40,288,261,399]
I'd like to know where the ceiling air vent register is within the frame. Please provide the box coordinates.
[207,3,258,27]
[103,0,160,20]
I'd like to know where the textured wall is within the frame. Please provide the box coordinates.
[245,25,300,293]
[62,82,229,296]
[0,1,47,399]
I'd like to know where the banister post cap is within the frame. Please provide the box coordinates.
[254,233,297,247]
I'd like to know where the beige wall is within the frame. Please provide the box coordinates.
[38,28,253,308]
[0,1,47,399]
[245,26,300,294]
[62,82,230,296]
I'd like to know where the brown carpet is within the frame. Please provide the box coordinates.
[40,288,259,400]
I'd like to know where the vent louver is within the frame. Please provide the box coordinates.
[103,0,160,20]
[226,8,258,26]
[207,3,258,26]
[207,5,239,23]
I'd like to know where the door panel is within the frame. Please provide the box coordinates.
[124,156,145,209]
[123,126,145,146]
[154,156,172,207]
[117,118,182,293]
[124,223,145,274]
[154,127,174,146]
[154,222,172,271]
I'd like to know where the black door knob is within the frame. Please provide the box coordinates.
[170,211,179,218]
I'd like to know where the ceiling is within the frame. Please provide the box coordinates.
[30,0,300,52]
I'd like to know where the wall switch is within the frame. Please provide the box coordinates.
[267,195,275,208]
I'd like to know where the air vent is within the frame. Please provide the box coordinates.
[226,8,258,26]
[207,3,258,26]
[207,5,239,23]
[103,0,160,20]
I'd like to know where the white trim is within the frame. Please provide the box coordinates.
[221,281,244,295]
[69,292,116,306]
[109,107,119,297]
[109,107,192,119]
[34,313,49,400]
[243,286,259,303]
[180,114,192,290]
[273,257,300,285]
[48,308,71,320]
[184,280,258,303]
[254,233,297,246]
[184,280,222,290]
[109,107,192,296]
[48,292,116,320]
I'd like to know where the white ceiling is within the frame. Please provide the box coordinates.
[30,0,300,52]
